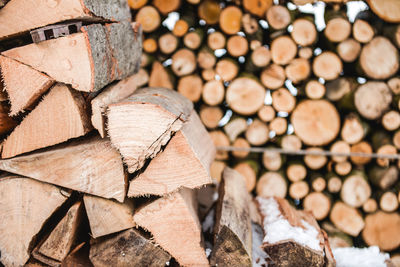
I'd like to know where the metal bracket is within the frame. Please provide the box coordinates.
[30,22,82,43]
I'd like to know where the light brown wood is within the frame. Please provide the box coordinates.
[330,202,365,237]
[127,0,147,9]
[355,82,392,120]
[2,22,142,92]
[285,58,311,84]
[107,87,193,173]
[210,160,226,182]
[233,162,257,192]
[219,6,242,35]
[250,46,271,68]
[304,147,327,170]
[227,35,249,57]
[262,150,282,171]
[272,88,296,112]
[341,113,365,145]
[210,130,230,160]
[0,55,54,115]
[89,228,171,267]
[245,119,269,146]
[362,211,400,251]
[198,48,216,69]
[305,80,325,99]
[312,176,327,192]
[291,100,340,146]
[351,141,373,164]
[216,58,239,81]
[280,134,302,151]
[260,64,286,89]
[376,144,397,167]
[337,38,361,62]
[366,0,400,23]
[184,30,203,50]
[173,19,189,37]
[269,117,287,135]
[325,17,351,43]
[380,192,399,212]
[143,38,157,53]
[133,188,209,266]
[359,36,399,79]
[334,161,352,176]
[202,80,224,106]
[0,0,130,40]
[291,18,317,46]
[136,6,160,32]
[226,77,266,115]
[0,175,69,267]
[271,36,297,65]
[36,201,83,263]
[388,77,400,94]
[200,106,223,129]
[341,173,371,208]
[149,61,173,90]
[208,31,226,50]
[128,111,215,196]
[289,181,309,200]
[353,19,374,43]
[202,68,216,81]
[159,33,178,54]
[91,73,145,138]
[232,138,251,159]
[84,195,135,238]
[153,0,180,14]
[298,47,313,60]
[242,13,258,35]
[258,105,275,122]
[224,117,248,142]
[327,176,342,193]
[172,49,196,76]
[362,198,378,214]
[286,163,307,182]
[304,192,331,220]
[0,136,126,202]
[312,51,342,80]
[2,84,91,158]
[256,172,287,198]
[243,0,272,17]
[211,167,252,266]
[198,0,221,24]
[382,110,400,131]
[325,77,351,102]
[178,74,203,102]
[266,5,291,30]
[330,140,350,163]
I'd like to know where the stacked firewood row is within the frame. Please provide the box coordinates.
[128,0,400,260]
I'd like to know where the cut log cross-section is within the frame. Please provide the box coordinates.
[107,87,193,173]
[0,175,70,267]
[210,167,252,266]
[128,110,215,196]
[33,201,84,266]
[2,83,92,158]
[0,136,126,202]
[89,228,171,267]
[83,194,135,238]
[0,55,55,115]
[133,188,209,266]
[0,0,131,40]
[2,22,142,92]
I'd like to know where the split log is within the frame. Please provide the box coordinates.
[210,167,252,266]
[366,0,400,23]
[0,136,126,202]
[149,61,174,89]
[226,77,266,115]
[256,172,287,198]
[61,242,92,267]
[107,87,193,173]
[91,72,147,138]
[330,202,365,237]
[291,100,340,146]
[362,211,400,251]
[84,195,135,238]
[0,0,131,40]
[133,188,209,266]
[210,160,226,182]
[89,228,171,267]
[128,111,215,197]
[0,175,69,267]
[256,197,330,267]
[2,83,92,158]
[0,55,54,115]
[359,36,399,80]
[34,201,84,265]
[2,22,142,92]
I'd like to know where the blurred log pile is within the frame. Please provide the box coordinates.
[129,0,400,260]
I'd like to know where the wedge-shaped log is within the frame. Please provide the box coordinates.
[61,242,92,267]
[128,111,215,196]
[0,136,126,202]
[107,87,193,173]
[84,195,135,238]
[89,228,171,267]
[133,188,209,266]
[0,0,130,40]
[210,167,252,266]
[2,22,142,92]
[0,175,69,267]
[2,83,92,158]
[0,55,54,115]
[256,197,334,267]
[33,201,84,266]
[91,72,148,138]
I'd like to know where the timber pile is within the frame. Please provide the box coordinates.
[129,0,400,262]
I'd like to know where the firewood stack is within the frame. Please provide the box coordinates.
[129,0,400,261]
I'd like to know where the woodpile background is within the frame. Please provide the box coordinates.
[129,0,400,263]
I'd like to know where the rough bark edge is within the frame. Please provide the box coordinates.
[82,0,131,22]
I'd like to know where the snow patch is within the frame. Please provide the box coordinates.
[333,246,390,267]
[257,197,322,252]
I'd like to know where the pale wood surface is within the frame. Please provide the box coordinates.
[2,83,92,158]
[210,167,252,266]
[149,61,174,89]
[107,87,193,173]
[83,195,135,238]
[0,0,130,40]
[0,136,126,202]
[36,201,83,263]
[0,175,69,267]
[89,228,171,267]
[128,111,215,196]
[133,188,209,266]
[0,55,54,115]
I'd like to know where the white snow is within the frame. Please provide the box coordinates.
[333,246,390,267]
[256,197,322,252]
